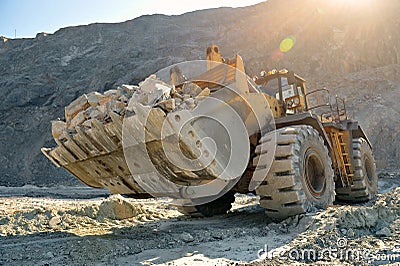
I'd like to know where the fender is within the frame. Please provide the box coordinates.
[275,112,333,151]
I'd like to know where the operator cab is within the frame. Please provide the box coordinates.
[254,69,308,114]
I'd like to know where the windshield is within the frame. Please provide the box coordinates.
[260,78,279,97]
[258,76,298,100]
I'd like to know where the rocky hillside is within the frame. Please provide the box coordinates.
[1,0,399,186]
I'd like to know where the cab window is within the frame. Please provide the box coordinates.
[280,77,295,100]
[260,78,279,97]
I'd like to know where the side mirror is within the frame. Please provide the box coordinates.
[287,71,296,85]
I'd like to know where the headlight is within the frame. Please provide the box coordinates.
[293,97,300,105]
[287,99,294,106]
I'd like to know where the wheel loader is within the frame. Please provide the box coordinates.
[42,45,378,219]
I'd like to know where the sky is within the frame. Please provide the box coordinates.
[0,0,263,38]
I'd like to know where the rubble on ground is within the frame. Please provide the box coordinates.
[251,187,400,265]
[0,195,176,236]
[0,185,399,265]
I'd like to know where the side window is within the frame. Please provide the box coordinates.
[281,77,295,100]
[297,84,305,96]
[261,78,279,97]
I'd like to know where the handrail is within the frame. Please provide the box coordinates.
[307,103,330,111]
[304,88,331,98]
[305,89,348,123]
[305,89,332,112]
[335,96,347,120]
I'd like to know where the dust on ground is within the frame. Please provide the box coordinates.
[0,174,399,265]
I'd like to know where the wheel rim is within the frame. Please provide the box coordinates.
[304,149,326,198]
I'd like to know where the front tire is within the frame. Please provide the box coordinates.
[175,191,235,217]
[253,125,335,220]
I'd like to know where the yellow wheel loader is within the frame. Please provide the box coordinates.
[42,45,377,219]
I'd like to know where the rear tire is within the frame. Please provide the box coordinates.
[253,125,335,220]
[335,138,377,202]
[175,192,235,217]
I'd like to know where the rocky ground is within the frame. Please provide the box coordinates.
[0,174,399,265]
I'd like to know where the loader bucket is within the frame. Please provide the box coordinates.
[42,57,274,204]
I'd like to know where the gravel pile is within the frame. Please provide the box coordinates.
[0,195,176,236]
[251,187,400,265]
